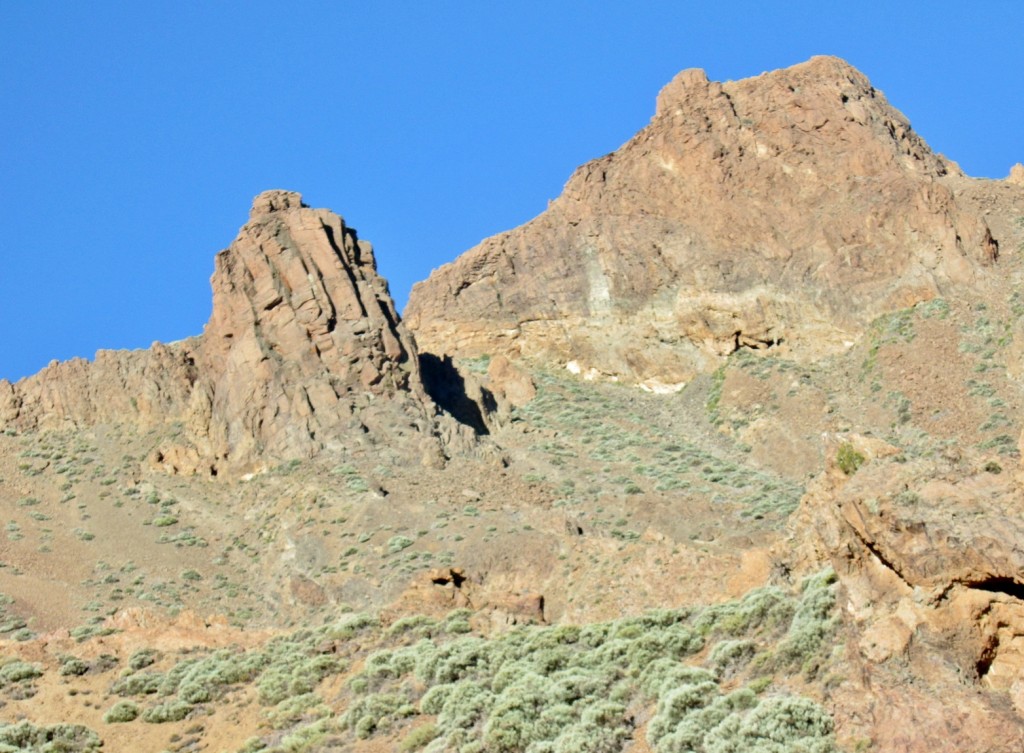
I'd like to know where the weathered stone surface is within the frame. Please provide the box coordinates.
[382,566,546,635]
[406,56,1011,384]
[786,442,1024,751]
[486,355,536,408]
[1,191,444,474]
[1009,162,1024,185]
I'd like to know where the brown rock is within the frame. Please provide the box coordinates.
[406,56,1010,384]
[1,190,447,475]
[382,566,545,635]
[789,447,1024,752]
[1009,163,1024,185]
[486,355,536,407]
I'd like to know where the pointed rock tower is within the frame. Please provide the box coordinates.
[0,191,445,474]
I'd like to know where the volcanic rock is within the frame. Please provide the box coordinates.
[406,56,1012,384]
[0,191,447,474]
[786,444,1024,751]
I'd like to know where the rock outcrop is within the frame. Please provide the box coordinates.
[786,443,1024,751]
[406,56,1011,384]
[0,191,446,474]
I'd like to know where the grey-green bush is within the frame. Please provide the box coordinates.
[103,700,140,723]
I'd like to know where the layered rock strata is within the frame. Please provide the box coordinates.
[406,56,1012,384]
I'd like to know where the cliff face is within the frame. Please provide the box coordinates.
[0,191,443,474]
[784,437,1024,752]
[405,56,1010,386]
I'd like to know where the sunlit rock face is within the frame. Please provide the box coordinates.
[1,191,445,475]
[406,56,1003,385]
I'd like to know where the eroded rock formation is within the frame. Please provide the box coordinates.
[786,439,1024,751]
[406,56,1013,385]
[0,191,447,474]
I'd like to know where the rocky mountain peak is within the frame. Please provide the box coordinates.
[248,189,306,217]
[1,192,445,475]
[406,57,1014,386]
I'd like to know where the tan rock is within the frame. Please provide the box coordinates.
[1,190,448,475]
[1009,162,1024,185]
[790,446,1024,751]
[486,355,536,407]
[406,56,1011,384]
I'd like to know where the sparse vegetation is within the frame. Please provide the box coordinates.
[0,721,101,752]
[836,443,865,476]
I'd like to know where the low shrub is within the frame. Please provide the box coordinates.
[58,656,90,677]
[0,720,102,752]
[836,443,865,475]
[0,660,42,687]
[141,699,191,723]
[103,700,140,723]
[400,723,440,751]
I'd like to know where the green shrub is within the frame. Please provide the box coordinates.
[343,691,415,738]
[438,680,494,731]
[266,692,329,730]
[647,679,719,745]
[103,700,140,723]
[774,570,838,678]
[111,671,163,696]
[127,648,159,671]
[708,639,756,678]
[141,699,191,723]
[387,536,415,554]
[836,443,865,475]
[58,656,90,677]
[0,660,42,686]
[0,721,102,752]
[400,723,439,752]
[702,695,834,753]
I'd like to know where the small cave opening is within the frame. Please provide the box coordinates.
[731,331,783,353]
[965,576,1024,601]
[976,634,999,679]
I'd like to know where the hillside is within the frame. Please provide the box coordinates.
[2,57,1024,753]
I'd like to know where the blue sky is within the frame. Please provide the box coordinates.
[1,2,1021,382]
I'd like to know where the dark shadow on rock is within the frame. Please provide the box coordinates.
[419,353,495,436]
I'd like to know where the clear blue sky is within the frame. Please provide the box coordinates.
[2,2,1021,382]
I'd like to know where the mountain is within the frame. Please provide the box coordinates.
[406,56,1015,389]
[2,58,1024,753]
[0,190,455,475]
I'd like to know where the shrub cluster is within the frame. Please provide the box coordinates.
[337,572,838,753]
[0,721,101,753]
[107,614,373,727]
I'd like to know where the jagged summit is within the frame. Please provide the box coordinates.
[0,191,445,475]
[405,56,1012,387]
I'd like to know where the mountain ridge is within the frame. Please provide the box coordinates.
[405,55,1012,388]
